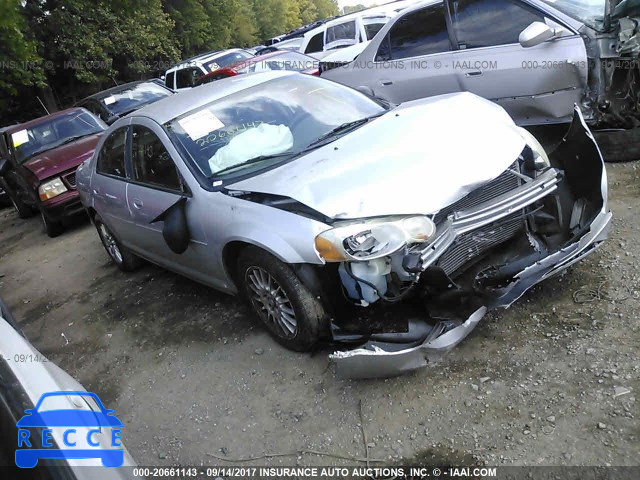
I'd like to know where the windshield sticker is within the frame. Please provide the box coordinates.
[208,62,219,72]
[11,130,29,148]
[195,121,268,148]
[103,96,117,105]
[178,109,225,140]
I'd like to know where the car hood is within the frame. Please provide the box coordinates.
[228,92,527,220]
[23,133,102,181]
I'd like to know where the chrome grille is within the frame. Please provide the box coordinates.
[435,163,525,275]
[64,171,77,188]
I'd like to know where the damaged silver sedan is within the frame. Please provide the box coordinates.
[76,72,611,379]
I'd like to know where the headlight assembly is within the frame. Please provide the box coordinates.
[517,127,550,169]
[38,177,68,201]
[315,215,436,263]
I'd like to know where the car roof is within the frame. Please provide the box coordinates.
[131,71,295,125]
[5,108,89,135]
[77,80,165,102]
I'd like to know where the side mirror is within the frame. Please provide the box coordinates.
[0,158,11,176]
[150,197,191,254]
[519,21,556,48]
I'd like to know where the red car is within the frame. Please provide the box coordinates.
[0,108,106,237]
[196,51,319,85]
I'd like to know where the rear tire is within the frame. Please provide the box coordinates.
[94,214,143,271]
[40,209,64,238]
[237,246,329,352]
[593,128,640,163]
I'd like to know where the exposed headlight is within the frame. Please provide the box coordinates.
[314,215,436,262]
[517,127,550,168]
[38,177,68,201]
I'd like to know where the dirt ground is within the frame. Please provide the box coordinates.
[0,161,638,469]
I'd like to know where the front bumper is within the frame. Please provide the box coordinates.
[41,190,85,222]
[330,107,612,379]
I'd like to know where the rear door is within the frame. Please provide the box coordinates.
[125,122,209,278]
[446,0,588,124]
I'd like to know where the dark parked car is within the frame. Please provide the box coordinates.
[0,108,106,237]
[195,51,319,85]
[75,80,174,125]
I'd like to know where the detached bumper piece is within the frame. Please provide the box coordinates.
[330,107,612,379]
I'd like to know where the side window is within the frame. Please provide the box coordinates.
[96,128,127,178]
[365,22,386,40]
[165,71,175,89]
[386,5,451,60]
[176,67,202,89]
[305,32,324,53]
[450,0,545,49]
[326,21,357,43]
[131,126,181,191]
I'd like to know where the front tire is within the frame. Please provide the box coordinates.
[9,192,35,219]
[237,247,329,352]
[94,214,143,271]
[40,209,64,237]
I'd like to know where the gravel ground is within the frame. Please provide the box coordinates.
[0,162,638,469]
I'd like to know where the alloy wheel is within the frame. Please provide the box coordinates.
[99,223,123,264]
[246,266,298,338]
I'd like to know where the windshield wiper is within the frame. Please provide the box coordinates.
[306,113,384,149]
[58,134,91,146]
[213,152,296,177]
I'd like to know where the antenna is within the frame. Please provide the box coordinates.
[36,96,50,115]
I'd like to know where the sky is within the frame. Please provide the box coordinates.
[337,0,383,10]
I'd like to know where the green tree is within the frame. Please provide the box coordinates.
[231,0,259,47]
[311,0,339,19]
[0,1,44,95]
[163,0,213,56]
[23,0,179,104]
[344,4,367,14]
[298,0,318,24]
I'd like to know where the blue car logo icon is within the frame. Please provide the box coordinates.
[15,391,124,468]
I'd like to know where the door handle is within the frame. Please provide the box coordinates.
[105,193,117,200]
[465,70,483,77]
[381,80,393,86]
[132,199,144,209]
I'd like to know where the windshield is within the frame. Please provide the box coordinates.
[203,51,254,72]
[11,111,105,164]
[167,75,385,179]
[539,0,608,31]
[101,82,172,116]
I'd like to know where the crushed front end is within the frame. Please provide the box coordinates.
[328,107,611,379]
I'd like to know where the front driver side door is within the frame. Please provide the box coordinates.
[445,0,588,124]
[125,122,210,280]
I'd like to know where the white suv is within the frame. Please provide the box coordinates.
[164,49,254,91]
